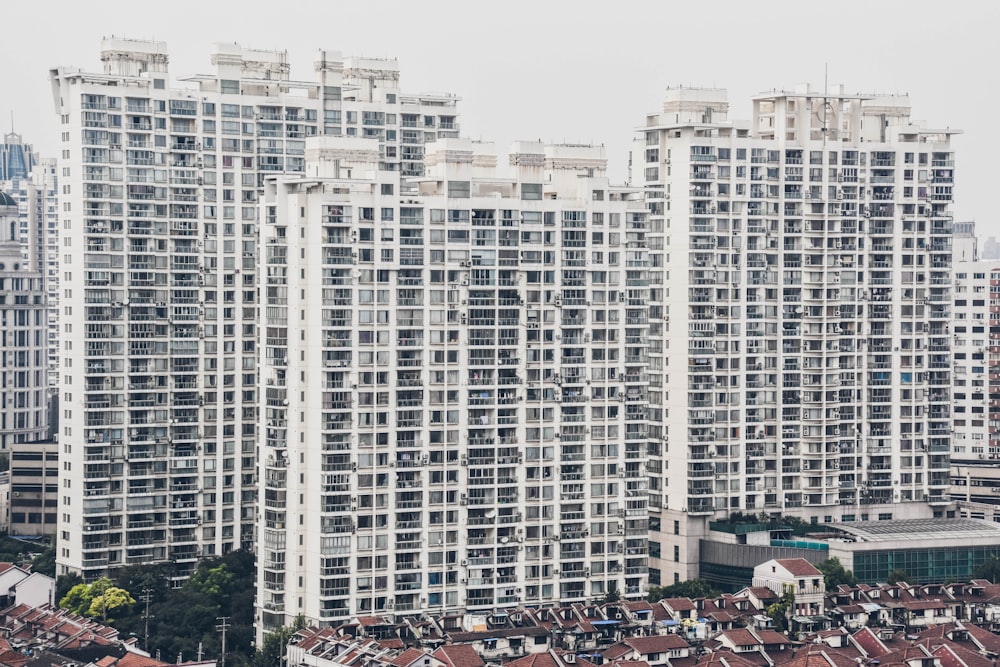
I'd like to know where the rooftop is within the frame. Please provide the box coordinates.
[833,519,1000,543]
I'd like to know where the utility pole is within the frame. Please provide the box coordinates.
[215,616,230,667]
[140,588,153,649]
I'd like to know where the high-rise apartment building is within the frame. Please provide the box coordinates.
[51,39,459,579]
[256,137,648,632]
[633,85,958,584]
[0,191,49,448]
[1,145,60,388]
[950,260,1000,512]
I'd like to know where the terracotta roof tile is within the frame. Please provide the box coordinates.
[390,648,430,667]
[432,644,485,667]
[774,559,823,577]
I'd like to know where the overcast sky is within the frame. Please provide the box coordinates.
[4,0,995,232]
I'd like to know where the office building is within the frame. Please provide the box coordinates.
[0,191,49,449]
[50,38,459,579]
[256,137,648,632]
[0,132,36,182]
[633,85,958,585]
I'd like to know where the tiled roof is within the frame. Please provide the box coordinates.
[432,644,485,667]
[774,559,822,577]
[663,598,698,611]
[390,648,430,667]
[719,629,759,647]
[622,635,691,653]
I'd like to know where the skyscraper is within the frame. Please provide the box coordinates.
[257,137,648,632]
[0,132,36,181]
[634,85,958,585]
[51,39,459,580]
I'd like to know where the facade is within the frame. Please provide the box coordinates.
[257,137,648,632]
[952,221,977,263]
[1,152,61,389]
[9,440,58,536]
[0,132,36,181]
[950,260,1000,510]
[51,38,459,579]
[824,518,1000,584]
[0,191,49,450]
[633,85,958,585]
[751,558,825,617]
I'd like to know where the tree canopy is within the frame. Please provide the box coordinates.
[765,589,795,634]
[972,557,1000,584]
[816,557,857,588]
[647,579,720,602]
[58,550,255,666]
[887,568,911,584]
[60,578,136,623]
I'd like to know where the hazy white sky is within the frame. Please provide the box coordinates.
[4,0,996,230]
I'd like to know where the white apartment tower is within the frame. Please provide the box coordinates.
[25,161,61,388]
[51,39,459,579]
[0,191,49,448]
[949,261,999,511]
[634,85,958,585]
[1,136,60,389]
[257,137,648,632]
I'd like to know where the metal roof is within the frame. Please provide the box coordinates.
[833,518,1000,543]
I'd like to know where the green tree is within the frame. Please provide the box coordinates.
[816,557,857,588]
[55,572,84,604]
[88,585,136,623]
[973,557,1000,583]
[647,579,720,602]
[185,563,234,598]
[251,617,306,667]
[59,577,135,623]
[887,569,910,584]
[765,588,795,634]
[60,582,95,615]
[30,545,56,578]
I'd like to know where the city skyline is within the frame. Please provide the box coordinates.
[3,0,996,227]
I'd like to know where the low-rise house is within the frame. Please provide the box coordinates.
[714,629,790,656]
[506,649,598,667]
[752,559,826,618]
[599,634,692,667]
[431,644,485,667]
[0,564,54,609]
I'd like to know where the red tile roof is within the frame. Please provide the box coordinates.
[507,653,597,667]
[774,559,822,577]
[432,644,485,667]
[719,629,759,647]
[390,648,430,667]
[622,635,690,653]
[746,587,780,600]
[754,630,789,646]
[663,598,698,611]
